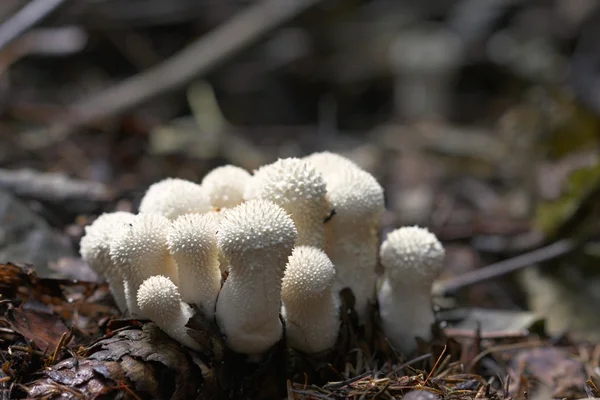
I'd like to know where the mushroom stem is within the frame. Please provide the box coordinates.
[215,200,297,356]
[327,229,378,322]
[377,279,435,352]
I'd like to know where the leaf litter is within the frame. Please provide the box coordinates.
[0,262,597,399]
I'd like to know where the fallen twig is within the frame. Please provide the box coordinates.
[0,0,68,51]
[433,238,578,296]
[21,0,325,149]
[0,168,111,204]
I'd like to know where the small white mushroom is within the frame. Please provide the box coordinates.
[79,211,135,313]
[378,226,445,354]
[281,246,340,354]
[138,178,211,220]
[167,213,221,318]
[244,158,328,248]
[137,275,201,350]
[215,200,297,356]
[201,165,251,209]
[109,213,178,318]
[304,152,384,323]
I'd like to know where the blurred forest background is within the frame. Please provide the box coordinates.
[2,0,600,388]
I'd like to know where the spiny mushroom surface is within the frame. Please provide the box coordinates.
[137,275,201,350]
[305,152,384,323]
[378,226,445,353]
[201,165,251,209]
[205,210,229,273]
[281,246,340,354]
[138,178,211,220]
[109,213,178,318]
[215,199,297,357]
[167,213,221,318]
[304,151,358,174]
[244,158,328,248]
[79,211,135,313]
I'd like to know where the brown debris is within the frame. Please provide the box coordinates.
[26,323,206,399]
[4,305,70,353]
[507,347,588,399]
[0,254,598,399]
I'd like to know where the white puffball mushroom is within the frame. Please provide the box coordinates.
[377,226,445,354]
[137,275,201,351]
[79,211,135,313]
[215,199,297,356]
[305,152,384,323]
[201,165,251,209]
[109,213,178,318]
[167,213,221,318]
[244,158,328,248]
[138,178,211,220]
[304,151,358,173]
[281,246,340,354]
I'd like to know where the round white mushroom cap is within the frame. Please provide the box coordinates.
[137,275,201,350]
[323,167,384,224]
[79,211,135,312]
[303,152,358,175]
[282,246,336,299]
[304,151,384,222]
[167,213,221,318]
[281,246,340,354]
[138,178,211,220]
[201,165,251,209]
[244,158,328,248]
[216,199,297,356]
[109,213,178,317]
[217,199,298,265]
[380,226,445,286]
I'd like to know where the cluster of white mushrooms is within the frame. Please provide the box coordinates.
[79,152,445,359]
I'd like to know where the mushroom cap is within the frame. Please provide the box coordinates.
[167,213,219,266]
[244,158,327,206]
[138,178,211,220]
[201,165,251,209]
[303,152,358,177]
[217,199,297,263]
[282,246,336,300]
[137,275,182,322]
[380,226,445,285]
[80,211,135,276]
[323,167,384,223]
[305,152,384,223]
[109,212,178,286]
[244,158,327,247]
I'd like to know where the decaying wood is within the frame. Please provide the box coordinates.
[0,168,112,205]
